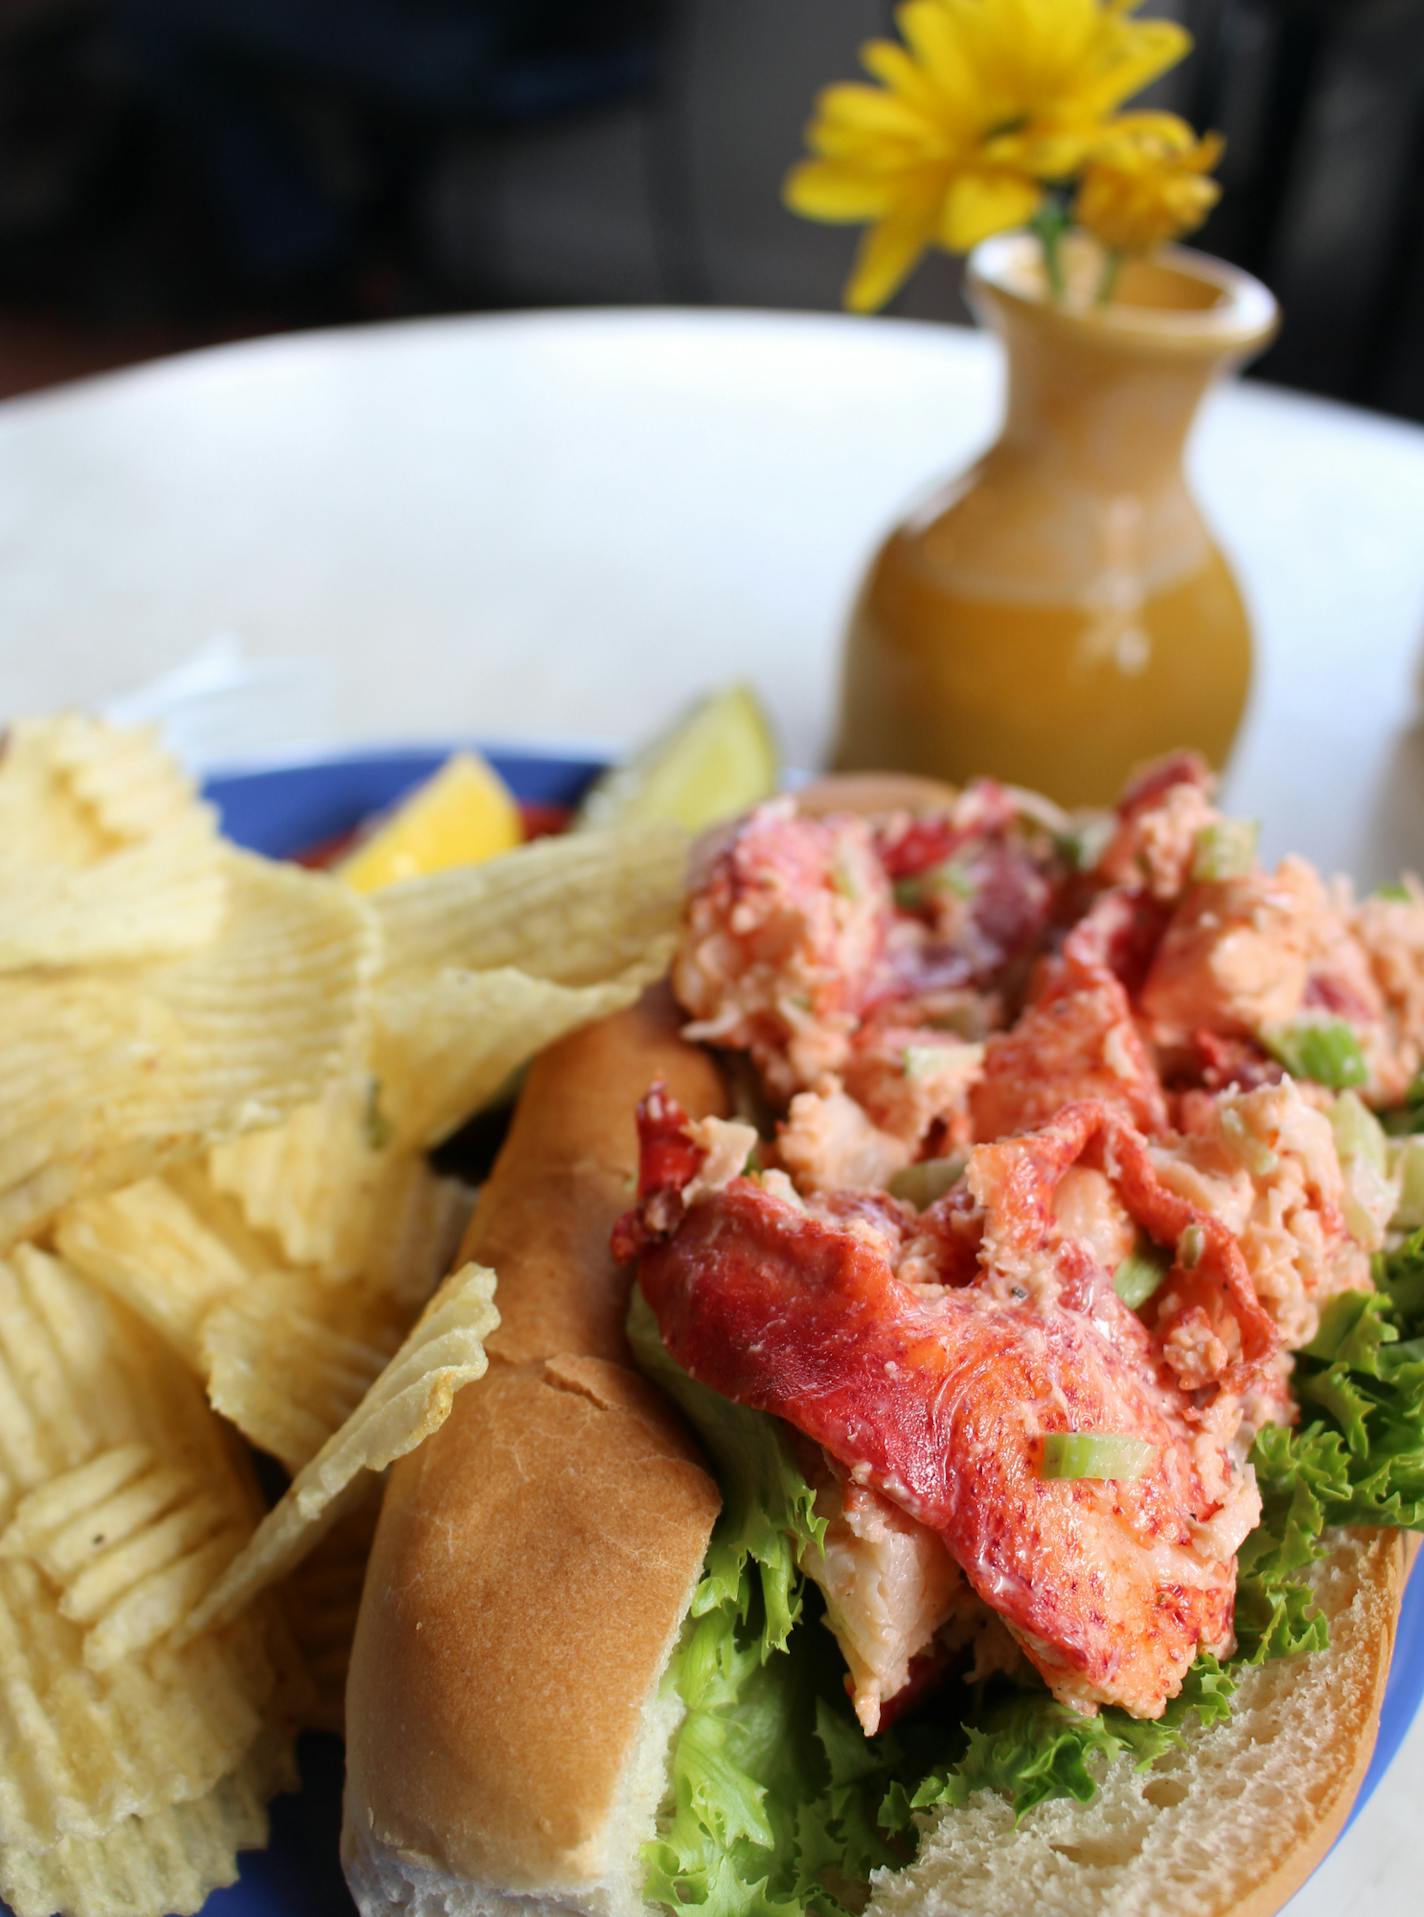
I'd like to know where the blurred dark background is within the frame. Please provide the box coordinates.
[0,0,1421,415]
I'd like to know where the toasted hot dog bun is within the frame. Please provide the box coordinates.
[343,782,1412,1917]
[343,986,727,1917]
[791,772,961,818]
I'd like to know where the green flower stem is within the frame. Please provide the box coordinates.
[1096,248,1124,306]
[1029,199,1068,302]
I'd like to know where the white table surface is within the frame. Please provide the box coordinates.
[1,307,1423,1914]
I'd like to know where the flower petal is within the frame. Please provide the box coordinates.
[1090,110,1199,165]
[1081,19,1192,115]
[845,201,940,312]
[1075,131,1222,254]
[807,120,926,169]
[896,0,978,110]
[817,82,931,141]
[987,126,1096,179]
[783,161,905,224]
[939,170,1043,252]
[1190,130,1227,175]
[860,38,943,117]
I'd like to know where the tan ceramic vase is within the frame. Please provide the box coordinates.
[833,233,1280,806]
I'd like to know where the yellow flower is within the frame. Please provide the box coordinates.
[785,0,1191,312]
[1076,114,1224,255]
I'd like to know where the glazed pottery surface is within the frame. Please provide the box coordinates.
[835,234,1279,806]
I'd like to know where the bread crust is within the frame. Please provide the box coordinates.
[344,1357,717,1891]
[792,772,958,818]
[1229,1529,1409,1917]
[457,983,727,1369]
[343,986,727,1903]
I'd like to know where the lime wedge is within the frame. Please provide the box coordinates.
[577,684,778,833]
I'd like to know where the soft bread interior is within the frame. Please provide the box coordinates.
[868,1529,1407,1917]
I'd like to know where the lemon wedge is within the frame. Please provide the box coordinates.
[577,684,778,833]
[340,751,522,892]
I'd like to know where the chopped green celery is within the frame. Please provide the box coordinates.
[888,1154,968,1210]
[1390,1136,1424,1229]
[1260,1019,1367,1091]
[935,857,977,900]
[1375,881,1413,902]
[902,1043,949,1079]
[1040,1433,1154,1481]
[1055,813,1115,874]
[1383,1069,1424,1137]
[830,858,860,901]
[1331,1092,1388,1176]
[1190,817,1258,882]
[1112,1239,1171,1309]
[1178,1222,1205,1268]
[1330,1092,1393,1242]
[927,1000,992,1042]
[893,858,975,911]
[1219,1105,1278,1177]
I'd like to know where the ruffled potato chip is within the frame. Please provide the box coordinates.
[357,1149,474,1309]
[0,711,693,1912]
[0,1724,296,1917]
[0,822,228,973]
[0,1443,249,1670]
[37,711,208,841]
[200,1273,408,1472]
[364,824,687,1148]
[279,1495,380,1733]
[0,1246,281,1850]
[206,1078,388,1274]
[206,1075,472,1291]
[0,852,378,1250]
[57,1154,463,1469]
[0,1242,240,1505]
[0,1556,276,1846]
[374,960,669,1149]
[374,821,688,985]
[183,1261,498,1637]
[54,1166,284,1365]
[0,715,227,970]
[0,718,113,869]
